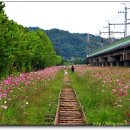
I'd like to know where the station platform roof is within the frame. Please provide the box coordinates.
[87,36,130,58]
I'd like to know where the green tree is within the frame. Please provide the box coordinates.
[0,2,62,78]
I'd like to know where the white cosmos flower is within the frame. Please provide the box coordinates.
[4,106,7,109]
[1,105,7,109]
[26,102,29,105]
[117,104,122,107]
[4,101,7,104]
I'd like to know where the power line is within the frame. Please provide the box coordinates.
[99,4,130,46]
[86,33,90,56]
[118,3,130,37]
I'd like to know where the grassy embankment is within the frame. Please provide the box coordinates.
[68,66,129,126]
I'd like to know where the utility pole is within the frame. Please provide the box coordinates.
[98,30,104,48]
[118,3,130,37]
[109,23,125,37]
[99,3,130,44]
[100,21,111,45]
[100,22,126,44]
[86,32,90,56]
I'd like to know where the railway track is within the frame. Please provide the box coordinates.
[54,75,87,125]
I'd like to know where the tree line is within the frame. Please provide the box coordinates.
[0,2,62,78]
[44,29,109,59]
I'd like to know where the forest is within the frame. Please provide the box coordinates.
[29,27,110,59]
[0,2,62,78]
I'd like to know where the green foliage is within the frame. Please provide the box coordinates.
[29,28,110,60]
[44,29,109,59]
[61,57,86,65]
[29,27,111,65]
[0,2,5,12]
[0,3,62,78]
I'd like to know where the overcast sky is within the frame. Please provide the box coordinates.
[3,0,130,38]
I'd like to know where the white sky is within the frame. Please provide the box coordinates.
[3,0,130,38]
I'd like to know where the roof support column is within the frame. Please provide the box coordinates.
[105,62,109,66]
[108,56,118,62]
[116,61,120,67]
[110,62,114,67]
[124,61,129,66]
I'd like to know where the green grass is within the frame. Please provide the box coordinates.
[69,70,127,126]
[0,70,64,126]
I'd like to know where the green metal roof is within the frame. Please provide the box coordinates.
[87,36,130,58]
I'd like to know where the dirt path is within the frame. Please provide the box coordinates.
[54,71,87,125]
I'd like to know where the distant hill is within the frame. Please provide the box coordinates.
[28,27,109,59]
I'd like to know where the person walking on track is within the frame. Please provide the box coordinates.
[71,65,75,72]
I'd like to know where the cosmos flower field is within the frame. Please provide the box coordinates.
[70,65,130,125]
[0,66,63,125]
[0,65,129,125]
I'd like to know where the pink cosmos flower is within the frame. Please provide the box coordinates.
[124,86,129,89]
